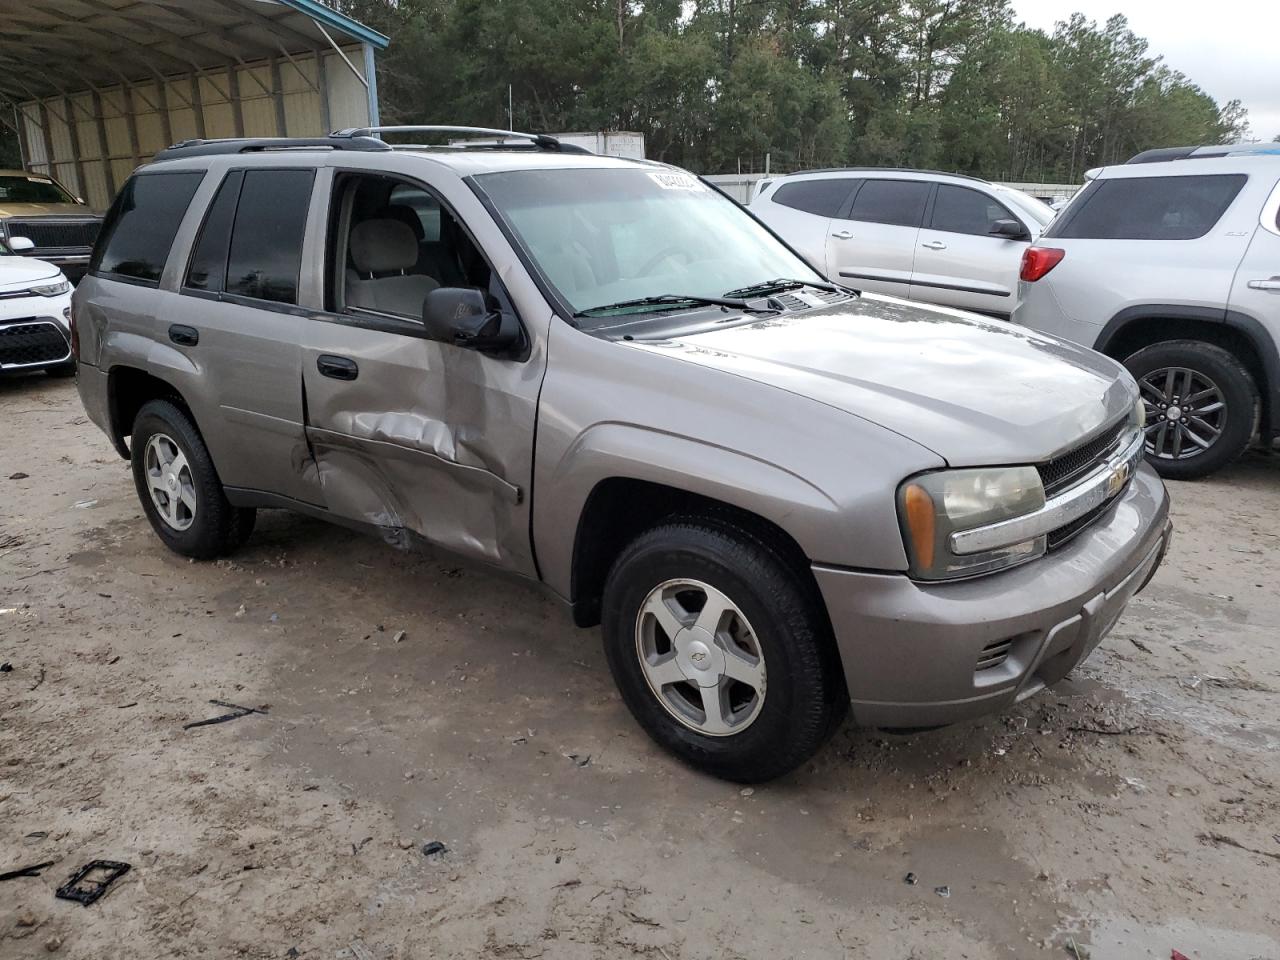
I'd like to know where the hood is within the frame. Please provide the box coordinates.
[0,256,61,288]
[629,293,1136,466]
[0,202,94,217]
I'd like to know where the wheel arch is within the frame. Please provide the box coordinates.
[1095,305,1279,439]
[107,365,193,460]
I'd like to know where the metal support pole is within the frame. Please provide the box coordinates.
[90,89,117,197]
[316,51,331,133]
[35,101,57,179]
[189,76,207,140]
[227,67,245,138]
[270,59,288,137]
[362,42,380,127]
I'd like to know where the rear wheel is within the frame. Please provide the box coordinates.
[1125,340,1257,480]
[130,399,256,559]
[601,519,846,782]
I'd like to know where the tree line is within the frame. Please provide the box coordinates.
[336,0,1254,183]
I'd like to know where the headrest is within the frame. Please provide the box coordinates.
[350,219,417,274]
[379,204,425,242]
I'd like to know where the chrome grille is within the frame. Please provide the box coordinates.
[5,218,101,250]
[0,321,70,367]
[1037,420,1127,498]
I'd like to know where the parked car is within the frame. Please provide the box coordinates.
[0,169,102,283]
[1013,153,1280,479]
[748,168,1055,318]
[73,129,1170,782]
[0,234,75,377]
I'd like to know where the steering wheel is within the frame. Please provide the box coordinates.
[638,246,692,275]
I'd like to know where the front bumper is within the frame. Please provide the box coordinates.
[815,463,1170,728]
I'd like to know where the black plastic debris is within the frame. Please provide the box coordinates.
[0,861,55,883]
[8,472,29,480]
[183,699,268,730]
[934,885,951,898]
[55,860,131,906]
[904,872,918,885]
[421,841,447,859]
[0,662,11,673]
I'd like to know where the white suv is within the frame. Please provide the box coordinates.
[1013,153,1280,479]
[748,169,1055,318]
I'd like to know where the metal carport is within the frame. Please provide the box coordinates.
[0,0,389,209]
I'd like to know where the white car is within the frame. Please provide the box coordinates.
[1,235,75,377]
[749,169,1055,318]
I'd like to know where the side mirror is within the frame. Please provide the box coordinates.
[9,236,35,252]
[989,219,1030,241]
[422,287,521,354]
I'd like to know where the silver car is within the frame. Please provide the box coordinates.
[748,168,1055,318]
[73,128,1170,782]
[1013,152,1280,479]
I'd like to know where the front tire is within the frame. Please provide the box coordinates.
[1125,340,1257,480]
[601,519,847,782]
[130,399,256,559]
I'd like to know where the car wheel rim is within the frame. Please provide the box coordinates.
[144,433,197,531]
[634,578,766,737]
[1138,366,1226,461]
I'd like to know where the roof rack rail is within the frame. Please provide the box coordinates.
[154,136,390,162]
[1127,144,1280,164]
[773,166,988,183]
[330,128,588,156]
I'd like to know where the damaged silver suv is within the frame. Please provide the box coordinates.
[73,128,1172,782]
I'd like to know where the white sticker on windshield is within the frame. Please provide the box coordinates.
[27,176,52,183]
[647,171,704,192]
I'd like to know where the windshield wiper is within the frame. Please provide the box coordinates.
[723,277,842,298]
[574,294,777,318]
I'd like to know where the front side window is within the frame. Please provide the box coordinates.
[930,185,1018,236]
[771,178,858,217]
[0,174,77,205]
[1046,174,1248,241]
[473,168,822,321]
[224,169,314,304]
[845,180,931,228]
[91,171,204,285]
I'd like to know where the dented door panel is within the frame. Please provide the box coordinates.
[299,319,544,575]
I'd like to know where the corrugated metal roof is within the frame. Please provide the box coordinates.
[0,0,388,103]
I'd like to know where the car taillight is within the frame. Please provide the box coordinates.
[68,305,80,360]
[1020,247,1065,282]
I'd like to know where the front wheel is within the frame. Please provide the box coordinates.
[1125,340,1257,480]
[601,519,847,782]
[130,399,256,559]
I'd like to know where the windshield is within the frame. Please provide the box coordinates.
[473,168,823,319]
[0,174,78,205]
[992,185,1055,229]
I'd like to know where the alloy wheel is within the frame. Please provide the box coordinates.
[1138,366,1226,461]
[143,433,197,531]
[634,578,766,737]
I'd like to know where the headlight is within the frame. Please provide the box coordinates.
[898,466,1046,580]
[29,279,72,297]
[1130,394,1145,430]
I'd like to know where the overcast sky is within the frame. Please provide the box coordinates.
[1013,0,1280,142]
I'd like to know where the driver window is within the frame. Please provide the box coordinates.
[930,184,1018,237]
[331,174,492,319]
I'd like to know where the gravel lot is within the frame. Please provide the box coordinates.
[2,374,1278,960]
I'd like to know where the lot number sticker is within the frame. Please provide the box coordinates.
[648,172,704,192]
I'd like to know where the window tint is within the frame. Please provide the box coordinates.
[771,179,856,217]
[846,180,930,227]
[389,183,441,241]
[931,185,1017,236]
[225,169,315,304]
[184,171,243,293]
[90,172,204,284]
[1047,174,1247,241]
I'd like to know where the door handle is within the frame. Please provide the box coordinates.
[168,324,198,347]
[921,240,948,250]
[316,354,358,381]
[1247,278,1280,290]
[830,230,855,240]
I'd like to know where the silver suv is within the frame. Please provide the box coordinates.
[1013,153,1280,479]
[73,128,1170,782]
[748,169,1055,318]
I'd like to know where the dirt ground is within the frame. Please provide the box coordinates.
[2,373,1278,960]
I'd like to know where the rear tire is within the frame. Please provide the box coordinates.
[1124,340,1256,480]
[601,518,847,782]
[130,399,256,559]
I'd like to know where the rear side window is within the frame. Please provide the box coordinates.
[185,171,244,293]
[225,169,315,305]
[846,180,930,228]
[1047,174,1247,241]
[771,179,856,217]
[90,171,204,285]
[930,185,1016,236]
